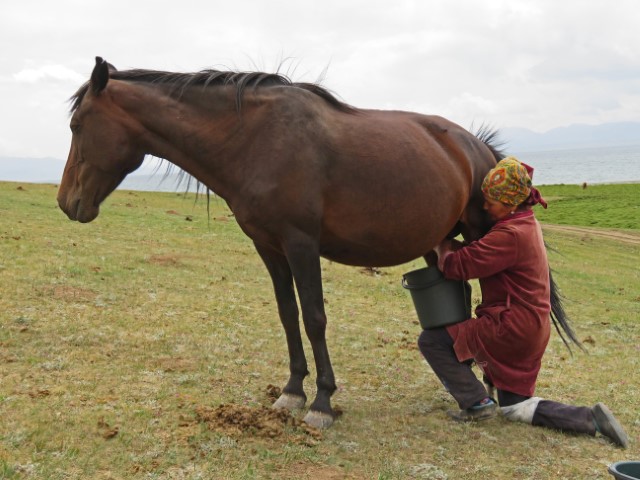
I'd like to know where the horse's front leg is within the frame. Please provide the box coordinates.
[283,237,336,429]
[254,243,308,410]
[423,251,438,266]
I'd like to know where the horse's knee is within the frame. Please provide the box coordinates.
[302,314,327,339]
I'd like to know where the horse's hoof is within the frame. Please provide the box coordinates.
[303,410,334,429]
[272,393,306,411]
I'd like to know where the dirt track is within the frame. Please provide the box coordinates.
[542,224,640,245]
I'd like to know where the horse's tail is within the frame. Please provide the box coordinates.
[547,251,585,355]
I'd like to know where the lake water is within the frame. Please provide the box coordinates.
[121,144,640,191]
[2,145,640,191]
[512,144,640,185]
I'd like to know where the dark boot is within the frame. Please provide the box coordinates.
[592,403,628,448]
[447,397,497,422]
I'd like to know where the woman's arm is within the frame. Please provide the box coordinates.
[437,227,519,280]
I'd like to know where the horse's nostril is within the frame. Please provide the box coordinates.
[70,198,81,220]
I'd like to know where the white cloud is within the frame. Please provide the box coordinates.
[13,64,85,84]
[449,93,498,117]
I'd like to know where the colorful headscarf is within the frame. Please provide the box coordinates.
[481,156,547,208]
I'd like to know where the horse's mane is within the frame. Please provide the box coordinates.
[473,124,506,161]
[69,66,355,204]
[70,68,356,114]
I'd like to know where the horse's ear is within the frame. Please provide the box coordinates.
[90,56,110,94]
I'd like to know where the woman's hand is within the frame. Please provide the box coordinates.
[434,239,453,259]
[434,238,465,271]
[434,238,464,257]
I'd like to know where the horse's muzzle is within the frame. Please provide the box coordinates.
[58,196,99,223]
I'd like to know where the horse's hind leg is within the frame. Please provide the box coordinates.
[255,243,308,410]
[460,197,492,242]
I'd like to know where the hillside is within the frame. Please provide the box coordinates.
[501,121,640,152]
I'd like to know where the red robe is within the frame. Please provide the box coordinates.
[441,210,551,396]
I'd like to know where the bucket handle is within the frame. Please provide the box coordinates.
[401,277,444,290]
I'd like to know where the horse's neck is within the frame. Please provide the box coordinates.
[119,83,244,200]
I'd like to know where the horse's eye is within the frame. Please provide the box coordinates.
[70,124,81,134]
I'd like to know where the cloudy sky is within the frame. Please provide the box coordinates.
[1,0,639,163]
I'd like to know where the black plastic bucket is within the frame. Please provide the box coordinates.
[609,461,640,480]
[402,266,471,330]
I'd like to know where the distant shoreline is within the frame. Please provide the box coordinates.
[3,140,640,187]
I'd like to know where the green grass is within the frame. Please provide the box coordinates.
[0,181,638,479]
[536,183,640,229]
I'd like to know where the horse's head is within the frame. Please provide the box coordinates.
[57,57,146,223]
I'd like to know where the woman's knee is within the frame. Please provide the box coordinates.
[418,327,453,356]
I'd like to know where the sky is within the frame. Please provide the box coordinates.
[1,0,640,167]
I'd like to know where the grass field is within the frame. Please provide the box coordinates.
[536,183,640,229]
[1,181,638,479]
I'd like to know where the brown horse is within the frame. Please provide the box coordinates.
[58,57,502,428]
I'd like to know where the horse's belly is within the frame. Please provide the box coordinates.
[318,186,464,267]
[319,249,421,268]
[318,224,450,267]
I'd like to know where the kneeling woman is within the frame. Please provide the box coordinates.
[419,157,628,448]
